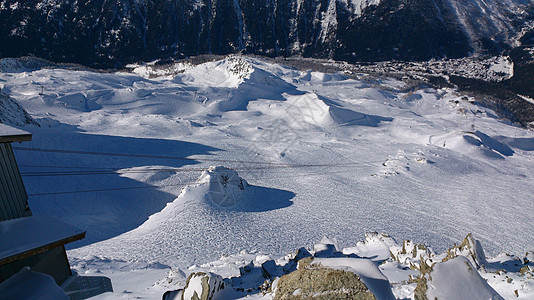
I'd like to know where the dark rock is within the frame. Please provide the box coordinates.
[261,260,280,279]
[0,0,529,68]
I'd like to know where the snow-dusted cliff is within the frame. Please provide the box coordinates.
[0,0,532,67]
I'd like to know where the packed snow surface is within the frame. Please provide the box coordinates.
[1,56,533,298]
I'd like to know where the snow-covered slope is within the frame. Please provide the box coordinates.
[1,56,533,298]
[0,90,38,127]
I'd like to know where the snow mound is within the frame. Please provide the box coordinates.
[197,166,249,208]
[283,93,390,127]
[135,166,249,229]
[0,268,68,300]
[130,61,193,79]
[431,130,514,159]
[420,256,503,300]
[178,56,253,88]
[56,92,103,112]
[299,71,347,82]
[215,61,301,112]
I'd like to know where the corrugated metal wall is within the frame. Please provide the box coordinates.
[0,142,30,221]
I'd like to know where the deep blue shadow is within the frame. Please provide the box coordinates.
[495,135,534,151]
[463,131,515,159]
[229,185,295,212]
[473,131,514,157]
[13,123,220,248]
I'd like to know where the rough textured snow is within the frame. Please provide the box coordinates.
[349,0,381,16]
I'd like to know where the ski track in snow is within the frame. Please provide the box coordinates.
[1,56,533,274]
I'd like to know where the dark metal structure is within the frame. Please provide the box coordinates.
[0,124,84,284]
[0,124,32,221]
[0,124,112,298]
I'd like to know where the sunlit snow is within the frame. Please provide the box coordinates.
[1,55,533,299]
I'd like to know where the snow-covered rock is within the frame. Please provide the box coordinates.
[131,61,193,79]
[179,56,253,89]
[197,166,249,208]
[416,256,504,300]
[309,257,396,300]
[443,233,488,269]
[390,240,436,271]
[343,232,400,262]
[182,272,225,300]
[273,257,378,300]
[525,251,534,265]
[73,232,534,299]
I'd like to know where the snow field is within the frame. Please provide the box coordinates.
[1,55,533,298]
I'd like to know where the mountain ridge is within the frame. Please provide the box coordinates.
[0,0,532,67]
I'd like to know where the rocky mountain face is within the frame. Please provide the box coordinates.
[508,28,534,98]
[0,0,532,68]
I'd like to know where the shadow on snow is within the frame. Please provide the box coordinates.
[14,123,220,248]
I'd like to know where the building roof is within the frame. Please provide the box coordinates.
[0,215,86,266]
[0,124,32,143]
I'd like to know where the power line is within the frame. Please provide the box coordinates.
[26,167,363,197]
[26,182,195,197]
[14,146,382,177]
[20,167,209,177]
[19,164,117,171]
[14,146,381,168]
[19,163,367,177]
[13,146,287,165]
[15,146,384,196]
